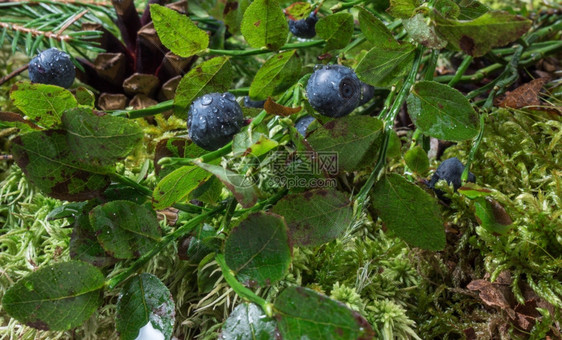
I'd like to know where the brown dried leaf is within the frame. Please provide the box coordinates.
[264,97,301,117]
[495,77,550,109]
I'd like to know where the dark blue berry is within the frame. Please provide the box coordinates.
[188,92,244,151]
[306,65,361,118]
[428,157,476,201]
[295,115,315,137]
[243,96,265,108]
[359,82,375,106]
[289,12,318,39]
[28,48,76,88]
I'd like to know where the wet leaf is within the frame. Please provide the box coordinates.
[249,50,302,101]
[307,115,384,172]
[316,13,354,52]
[434,10,532,57]
[89,200,161,259]
[275,286,374,339]
[61,108,143,166]
[152,165,213,209]
[371,174,445,250]
[264,97,302,117]
[220,302,278,339]
[232,130,279,157]
[116,273,175,340]
[355,43,416,87]
[10,82,77,129]
[12,130,110,201]
[2,261,104,331]
[195,160,260,208]
[174,57,233,118]
[241,0,289,51]
[271,188,352,247]
[407,81,479,141]
[224,212,291,286]
[150,4,209,57]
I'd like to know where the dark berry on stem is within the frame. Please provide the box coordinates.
[295,115,315,137]
[428,157,476,201]
[306,64,361,118]
[28,48,76,88]
[188,92,245,151]
[359,82,375,106]
[289,12,318,39]
[244,96,266,108]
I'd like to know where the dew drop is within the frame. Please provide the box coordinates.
[222,92,236,101]
[201,95,213,106]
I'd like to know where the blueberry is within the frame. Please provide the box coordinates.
[306,65,361,118]
[289,12,318,39]
[428,157,476,201]
[188,92,245,151]
[243,96,265,108]
[295,115,315,137]
[28,48,76,88]
[359,82,375,106]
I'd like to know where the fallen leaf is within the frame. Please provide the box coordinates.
[264,97,302,117]
[494,77,550,108]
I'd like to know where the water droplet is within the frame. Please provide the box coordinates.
[222,92,236,101]
[201,95,213,106]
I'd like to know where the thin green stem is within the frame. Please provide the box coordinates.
[106,206,224,289]
[448,55,473,87]
[215,253,274,317]
[424,49,440,81]
[461,114,486,182]
[331,0,364,12]
[207,40,324,57]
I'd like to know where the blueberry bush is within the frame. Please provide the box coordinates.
[0,0,561,339]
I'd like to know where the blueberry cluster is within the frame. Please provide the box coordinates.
[28,48,76,88]
[187,93,245,151]
[306,65,373,118]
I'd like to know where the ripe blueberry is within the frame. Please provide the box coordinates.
[243,96,265,108]
[28,48,76,88]
[428,157,476,201]
[289,12,318,39]
[306,65,361,118]
[359,82,375,106]
[295,115,315,137]
[187,92,245,151]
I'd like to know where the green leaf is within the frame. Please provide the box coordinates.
[11,130,110,201]
[74,87,95,107]
[275,287,374,339]
[225,212,291,286]
[357,7,398,47]
[457,182,493,199]
[150,4,209,57]
[89,200,161,259]
[387,0,421,18]
[194,160,260,208]
[271,188,352,247]
[61,108,143,166]
[220,302,278,340]
[434,0,461,18]
[2,261,104,331]
[407,81,479,141]
[0,111,40,131]
[455,0,489,20]
[240,0,289,51]
[223,0,251,35]
[116,273,175,340]
[249,50,302,101]
[434,10,532,57]
[174,56,233,118]
[70,213,116,268]
[232,130,279,157]
[371,174,445,250]
[316,13,354,52]
[154,137,207,177]
[403,14,447,49]
[198,252,221,293]
[152,165,213,209]
[307,115,384,172]
[285,2,313,20]
[474,197,513,235]
[10,82,77,128]
[404,145,429,175]
[355,43,415,87]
